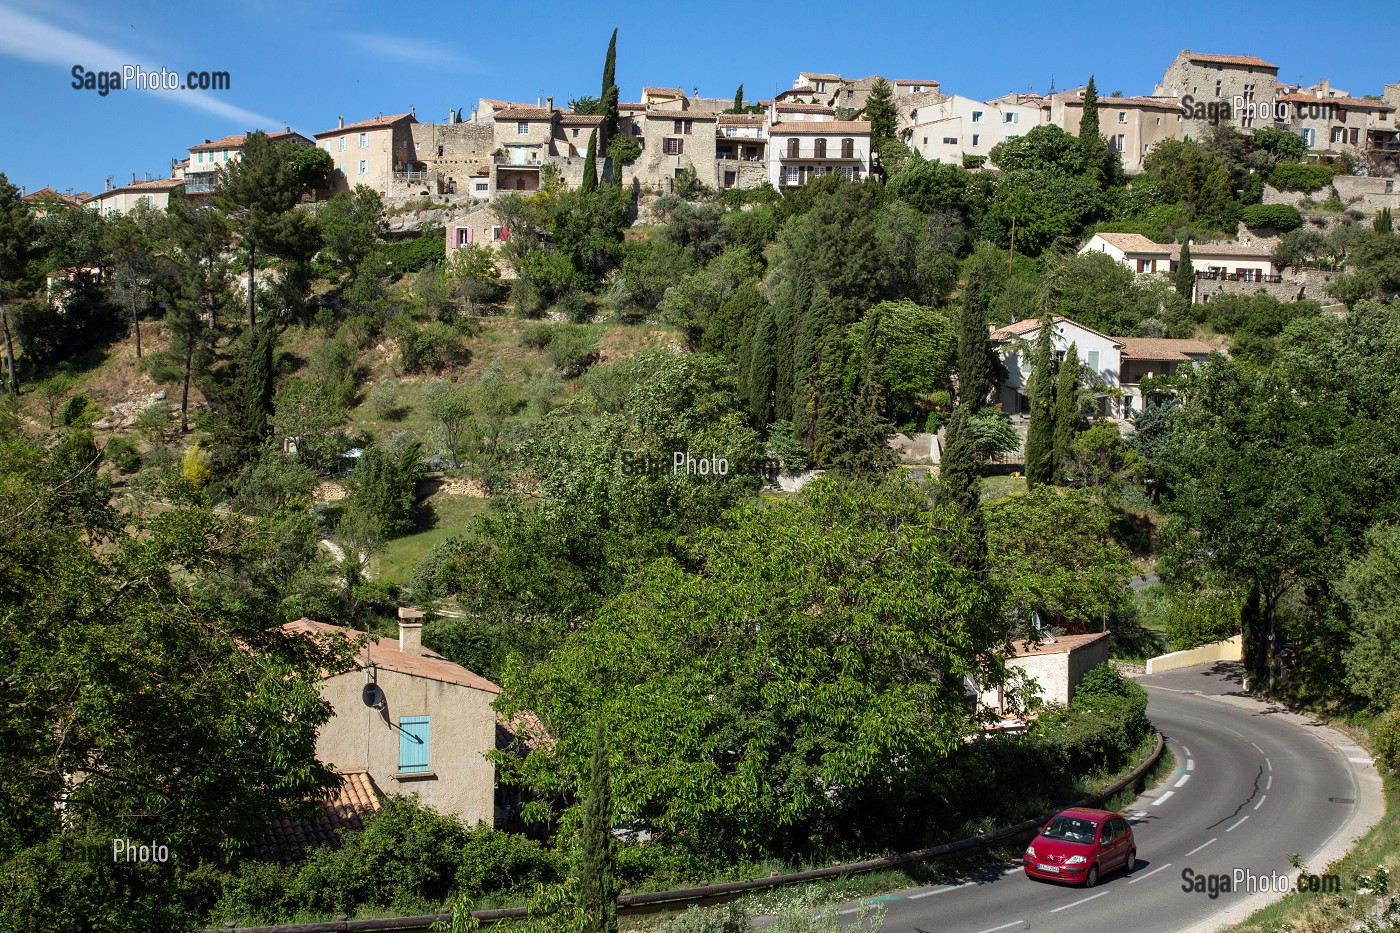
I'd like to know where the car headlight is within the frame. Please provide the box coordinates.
[1025,845,1036,858]
[1065,855,1087,866]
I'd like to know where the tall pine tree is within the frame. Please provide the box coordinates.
[577,722,618,933]
[1174,240,1195,300]
[1023,322,1057,487]
[0,173,33,394]
[956,266,996,407]
[581,130,599,192]
[206,323,276,478]
[865,78,897,144]
[730,84,745,113]
[935,404,989,570]
[1052,342,1080,479]
[1078,76,1111,184]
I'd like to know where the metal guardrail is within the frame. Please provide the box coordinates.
[214,733,1164,932]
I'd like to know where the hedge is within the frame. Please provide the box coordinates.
[1241,203,1303,231]
[1268,162,1336,193]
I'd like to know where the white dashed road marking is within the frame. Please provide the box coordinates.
[1186,759,1195,771]
[1049,890,1111,913]
[976,922,1025,933]
[1175,774,1191,788]
[1226,815,1250,832]
[1184,838,1218,857]
[1152,790,1175,806]
[1255,795,1268,810]
[1128,862,1173,884]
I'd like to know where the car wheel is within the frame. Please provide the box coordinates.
[1084,864,1099,888]
[1125,849,1137,875]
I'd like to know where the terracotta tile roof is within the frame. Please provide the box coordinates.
[190,129,306,152]
[84,177,184,202]
[1090,232,1173,254]
[1009,632,1110,658]
[284,619,502,694]
[776,102,836,113]
[495,106,556,120]
[496,709,554,754]
[1185,52,1278,70]
[252,771,382,863]
[895,79,939,86]
[1117,337,1217,361]
[645,111,716,122]
[990,315,1123,347]
[717,114,766,125]
[644,86,686,97]
[481,99,536,109]
[313,112,415,138]
[800,72,842,81]
[618,102,647,111]
[559,113,605,125]
[769,120,871,134]
[1088,95,1183,111]
[22,187,81,207]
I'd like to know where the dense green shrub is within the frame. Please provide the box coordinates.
[1137,587,1240,651]
[1268,162,1335,192]
[60,392,101,428]
[103,435,142,473]
[382,234,445,276]
[1240,203,1302,231]
[389,315,465,374]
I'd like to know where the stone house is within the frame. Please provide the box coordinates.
[284,612,500,827]
[767,119,871,188]
[1079,232,1175,274]
[443,202,512,277]
[1153,50,1282,137]
[906,94,1045,165]
[716,114,768,189]
[991,315,1214,417]
[409,119,496,197]
[1080,233,1285,298]
[314,112,419,198]
[1046,92,1185,173]
[975,632,1112,716]
[1273,91,1398,164]
[183,128,312,195]
[639,109,719,189]
[83,175,184,216]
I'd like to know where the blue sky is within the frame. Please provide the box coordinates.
[1,0,1396,195]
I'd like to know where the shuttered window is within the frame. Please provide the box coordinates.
[399,716,430,773]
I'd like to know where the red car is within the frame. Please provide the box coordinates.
[1023,808,1136,887]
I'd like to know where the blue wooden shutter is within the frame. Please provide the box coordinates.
[399,716,430,773]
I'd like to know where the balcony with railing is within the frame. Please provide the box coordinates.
[183,173,217,194]
[492,152,544,167]
[776,147,866,163]
[393,170,430,184]
[1195,270,1283,284]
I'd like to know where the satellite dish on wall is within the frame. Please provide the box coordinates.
[362,682,385,710]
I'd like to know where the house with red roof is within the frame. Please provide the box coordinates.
[283,609,500,827]
[182,128,312,194]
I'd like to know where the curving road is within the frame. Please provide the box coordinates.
[836,662,1379,933]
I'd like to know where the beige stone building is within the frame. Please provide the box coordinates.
[975,632,1111,716]
[83,175,184,216]
[1273,91,1398,164]
[638,109,719,189]
[716,114,768,189]
[183,129,312,195]
[1153,50,1282,137]
[284,614,501,827]
[314,112,420,198]
[768,119,872,188]
[1046,92,1184,172]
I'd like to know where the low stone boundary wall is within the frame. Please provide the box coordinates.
[1145,634,1242,675]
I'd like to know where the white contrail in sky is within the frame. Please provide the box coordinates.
[342,32,476,72]
[0,4,280,128]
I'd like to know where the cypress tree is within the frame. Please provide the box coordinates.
[600,29,619,142]
[1052,342,1080,479]
[1079,76,1101,147]
[581,130,599,192]
[936,404,988,570]
[207,323,276,477]
[956,266,995,407]
[578,722,618,933]
[748,304,777,426]
[1174,240,1195,301]
[1023,322,1056,487]
[731,84,745,113]
[1376,207,1393,235]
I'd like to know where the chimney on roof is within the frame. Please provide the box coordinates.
[410,104,415,116]
[397,607,425,655]
[536,95,542,107]
[338,115,344,128]
[132,172,137,184]
[546,96,553,112]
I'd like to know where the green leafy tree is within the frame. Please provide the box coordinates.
[577,723,618,933]
[600,28,620,142]
[1341,524,1400,708]
[272,377,349,474]
[1376,207,1393,235]
[345,439,426,539]
[0,173,34,392]
[1066,421,1147,497]
[101,202,161,359]
[163,198,230,432]
[1052,342,1081,478]
[956,264,997,407]
[729,84,745,114]
[1023,323,1056,486]
[317,186,386,272]
[205,324,276,478]
[864,78,897,145]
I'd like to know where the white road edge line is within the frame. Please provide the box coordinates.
[1252,742,1265,753]
[1181,746,1191,757]
[1255,794,1268,810]
[1265,775,1273,790]
[1186,759,1195,771]
[1227,815,1250,832]
[1175,773,1191,788]
[1266,757,1273,771]
[1152,790,1175,806]
[1128,862,1173,884]
[1049,890,1111,913]
[975,922,1025,933]
[1184,837,1218,857]
[907,887,955,899]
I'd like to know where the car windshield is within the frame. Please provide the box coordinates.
[1041,816,1100,844]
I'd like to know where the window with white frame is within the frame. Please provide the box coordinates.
[492,225,506,241]
[357,159,368,175]
[840,166,854,179]
[1301,128,1316,146]
[1003,112,1018,124]
[971,111,984,123]
[358,133,368,148]
[943,137,957,145]
[1118,111,1128,123]
[971,134,980,146]
[456,227,472,247]
[785,166,799,185]
[517,121,529,135]
[338,137,347,152]
[664,138,683,155]
[475,182,489,192]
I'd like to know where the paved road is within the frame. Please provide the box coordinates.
[835,663,1371,933]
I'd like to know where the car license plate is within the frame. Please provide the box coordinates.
[1037,863,1059,873]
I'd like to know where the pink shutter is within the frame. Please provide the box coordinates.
[466,225,474,244]
[501,226,509,241]
[447,226,458,250]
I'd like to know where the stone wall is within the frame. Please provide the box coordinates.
[1196,277,1314,304]
[1153,52,1281,139]
[411,122,495,193]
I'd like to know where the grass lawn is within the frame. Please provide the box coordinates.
[981,474,1027,503]
[375,486,490,584]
